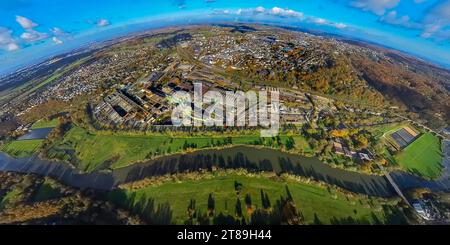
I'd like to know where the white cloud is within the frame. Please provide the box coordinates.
[314,18,327,24]
[421,0,450,40]
[52,37,63,45]
[334,23,348,29]
[0,27,19,51]
[380,11,422,29]
[215,6,303,19]
[269,7,304,18]
[20,29,49,42]
[15,15,38,29]
[364,0,450,42]
[254,6,266,13]
[6,42,19,51]
[50,27,66,36]
[351,0,400,15]
[213,7,346,30]
[14,15,51,43]
[306,16,348,29]
[97,19,110,27]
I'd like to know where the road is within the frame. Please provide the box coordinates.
[394,113,447,139]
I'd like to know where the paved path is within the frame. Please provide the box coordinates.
[394,113,447,139]
[368,149,412,206]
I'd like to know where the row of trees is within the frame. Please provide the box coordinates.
[122,193,173,225]
[184,185,303,225]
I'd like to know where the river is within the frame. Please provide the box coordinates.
[1,145,449,197]
[17,128,54,140]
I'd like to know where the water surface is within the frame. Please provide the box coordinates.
[17,128,54,140]
[1,145,449,197]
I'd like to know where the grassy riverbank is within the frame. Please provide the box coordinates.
[0,140,43,158]
[47,126,313,172]
[31,118,59,129]
[108,172,408,225]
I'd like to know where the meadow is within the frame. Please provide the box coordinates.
[0,117,58,158]
[0,140,43,158]
[365,122,407,139]
[49,126,312,172]
[31,118,59,129]
[108,173,405,225]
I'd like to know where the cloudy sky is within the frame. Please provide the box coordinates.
[0,0,449,75]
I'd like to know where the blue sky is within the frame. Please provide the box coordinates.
[0,0,450,75]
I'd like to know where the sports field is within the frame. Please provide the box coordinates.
[396,133,443,179]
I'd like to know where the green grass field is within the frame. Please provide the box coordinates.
[395,133,443,179]
[31,118,59,129]
[0,140,43,158]
[370,123,443,179]
[108,174,404,225]
[50,126,312,172]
